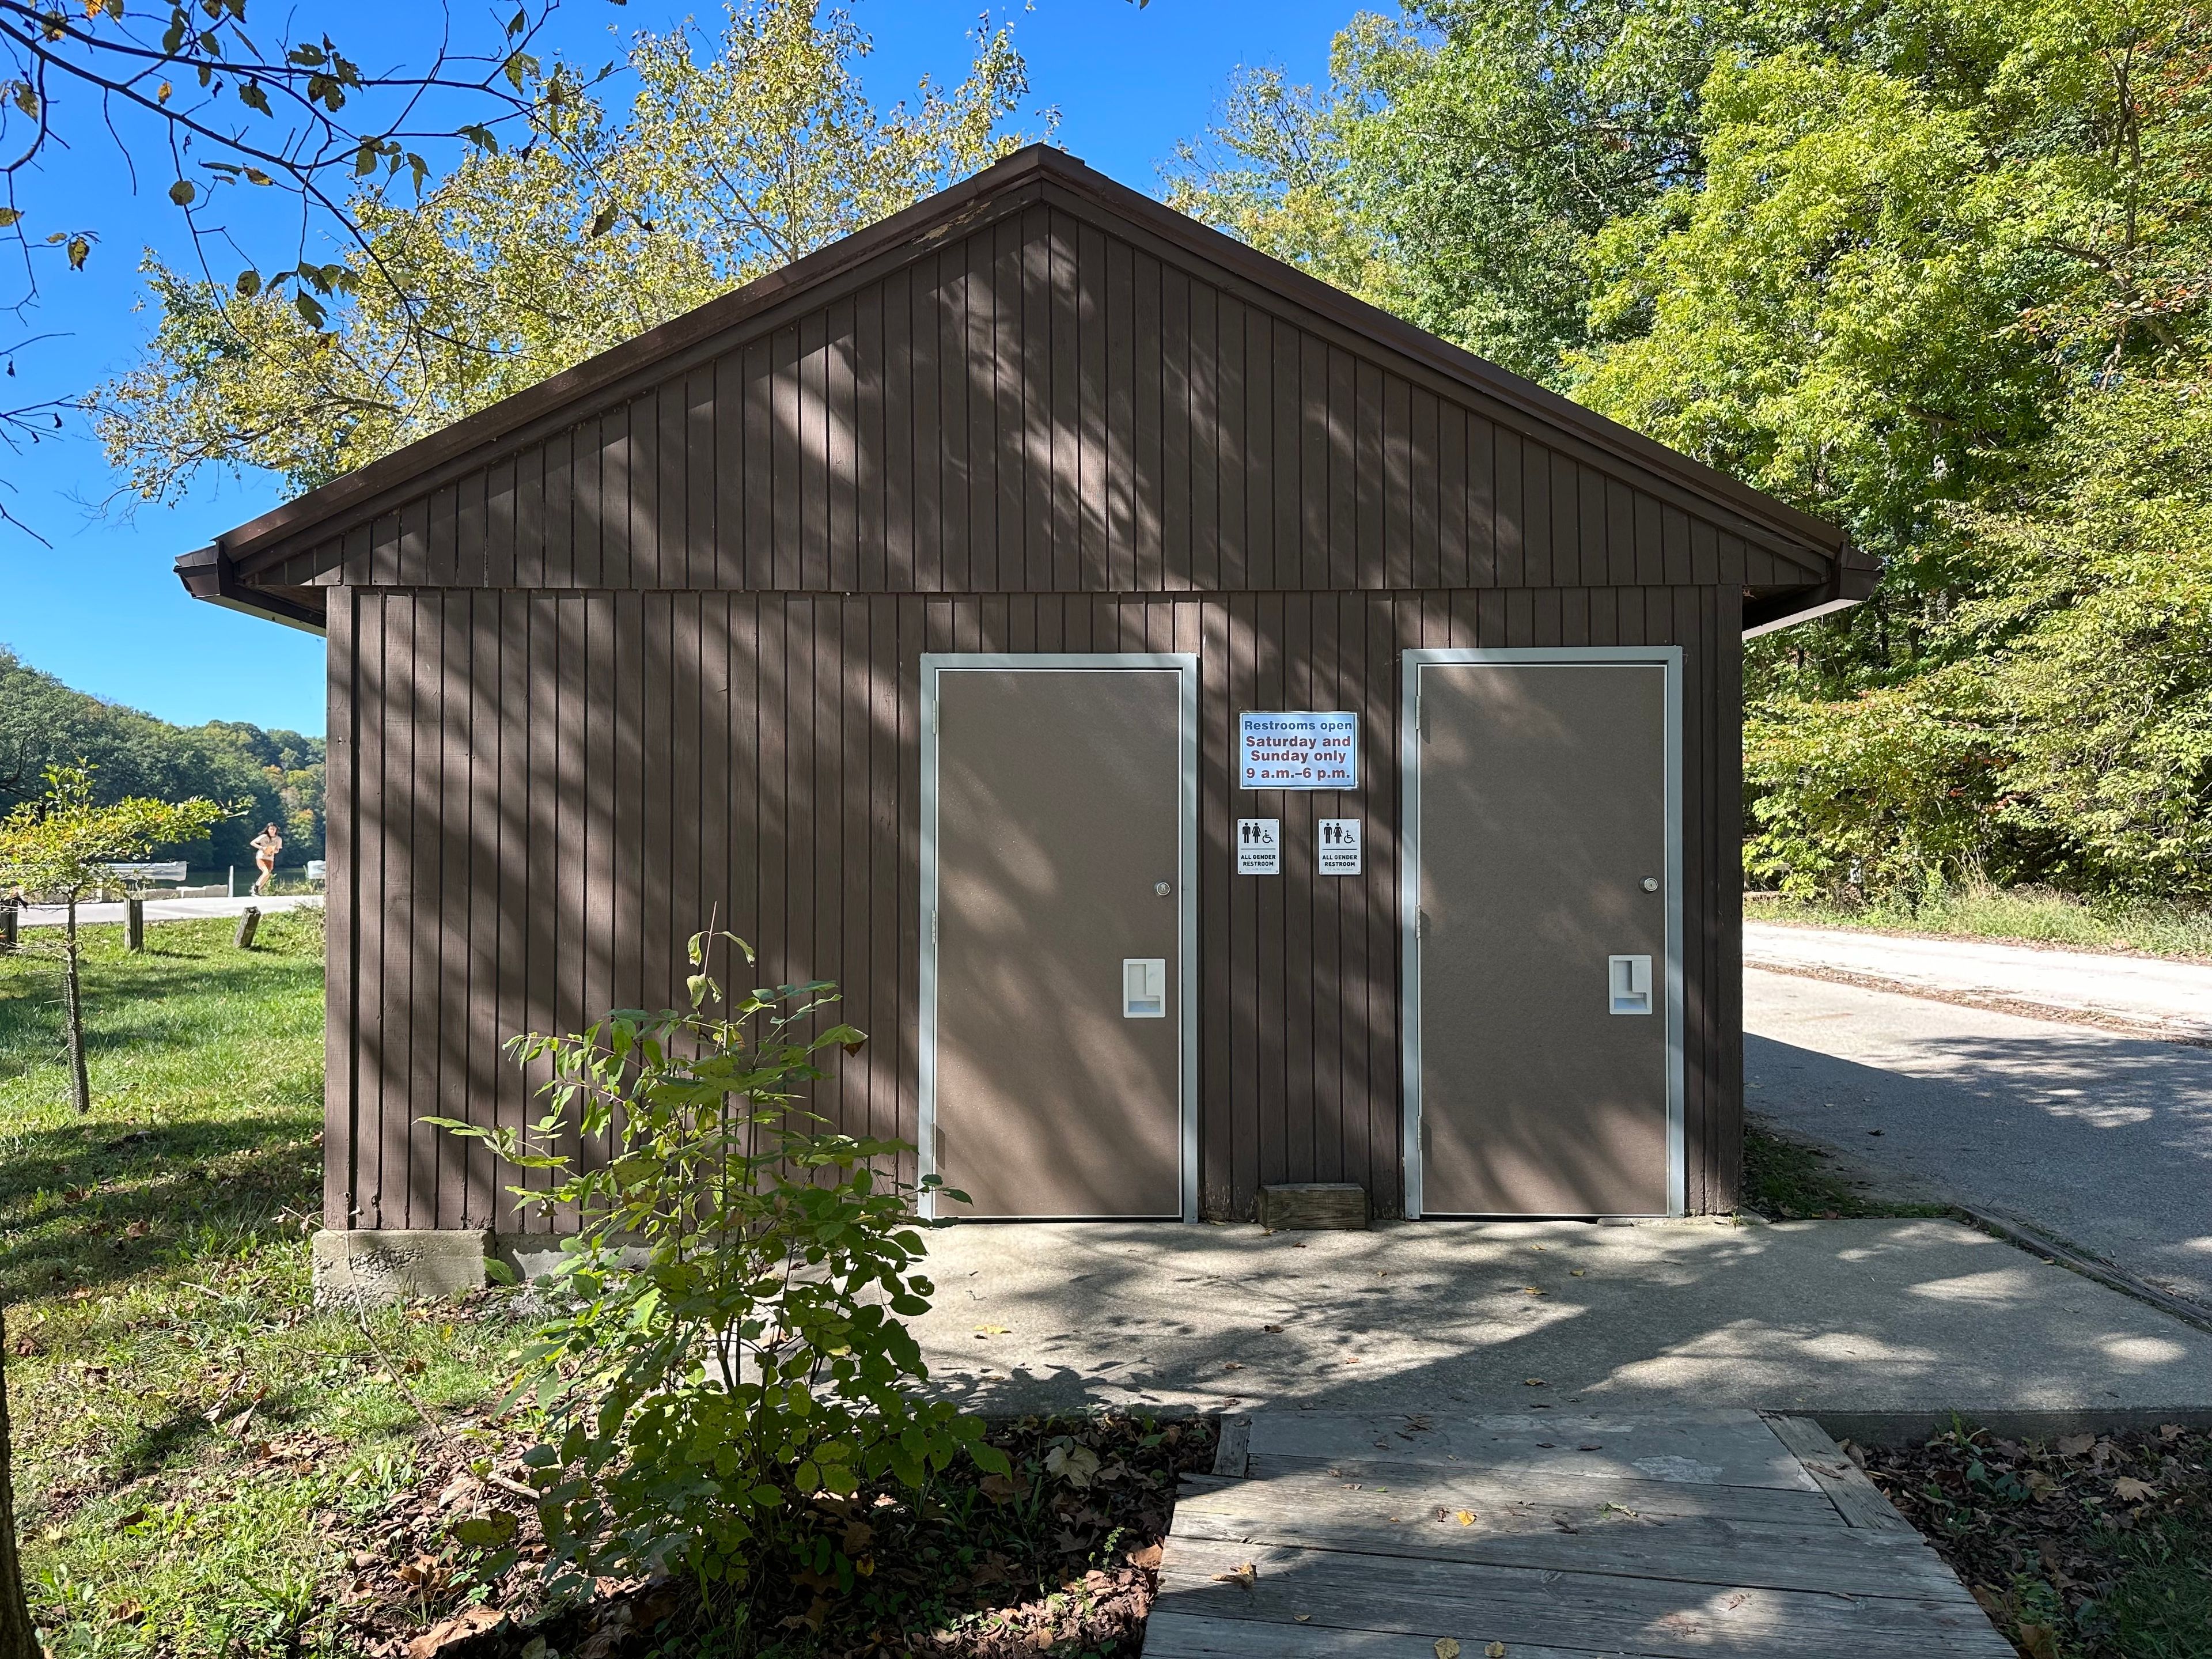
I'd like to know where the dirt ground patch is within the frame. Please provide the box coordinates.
[1856,1422,2212,1659]
[342,1411,1218,1658]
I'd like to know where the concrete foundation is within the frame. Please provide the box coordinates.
[312,1229,492,1305]
[310,1229,647,1304]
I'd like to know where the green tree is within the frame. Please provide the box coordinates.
[94,0,1039,500]
[0,649,322,866]
[430,931,1005,1607]
[0,763,222,1114]
[1175,0,2212,900]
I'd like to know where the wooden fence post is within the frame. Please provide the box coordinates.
[125,896,145,953]
[234,906,261,949]
[0,904,15,952]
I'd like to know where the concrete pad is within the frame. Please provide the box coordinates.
[911,1218,2212,1421]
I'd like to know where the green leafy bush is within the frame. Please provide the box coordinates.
[428,931,1002,1606]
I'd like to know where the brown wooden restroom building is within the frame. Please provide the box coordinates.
[180,146,1868,1253]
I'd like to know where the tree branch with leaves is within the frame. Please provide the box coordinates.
[92,0,1042,502]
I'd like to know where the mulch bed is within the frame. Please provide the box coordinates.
[1854,1422,2212,1659]
[340,1411,1217,1659]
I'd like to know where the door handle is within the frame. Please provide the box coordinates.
[1608,954,1653,1016]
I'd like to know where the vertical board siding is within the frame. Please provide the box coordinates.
[333,586,1738,1229]
[301,177,1804,1232]
[321,205,1808,605]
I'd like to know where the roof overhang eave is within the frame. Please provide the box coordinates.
[174,545,329,636]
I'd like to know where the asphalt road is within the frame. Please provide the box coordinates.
[1745,920,2212,1039]
[1745,967,2212,1312]
[14,894,323,927]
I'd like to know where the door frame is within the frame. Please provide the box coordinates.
[918,652,1202,1222]
[1399,646,1686,1219]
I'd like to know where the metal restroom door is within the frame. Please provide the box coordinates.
[1413,660,1672,1215]
[930,666,1185,1217]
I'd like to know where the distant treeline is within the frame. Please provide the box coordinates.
[0,647,324,869]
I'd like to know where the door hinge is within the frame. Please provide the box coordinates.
[1417,681,1429,741]
[1416,906,1428,941]
[930,696,938,736]
[931,909,938,943]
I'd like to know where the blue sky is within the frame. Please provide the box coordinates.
[2,0,1350,736]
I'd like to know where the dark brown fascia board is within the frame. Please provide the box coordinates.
[1740,539,1880,638]
[206,142,1844,588]
[175,544,329,634]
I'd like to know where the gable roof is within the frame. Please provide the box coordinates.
[179,144,1865,631]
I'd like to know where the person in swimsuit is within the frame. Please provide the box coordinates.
[249,823,283,895]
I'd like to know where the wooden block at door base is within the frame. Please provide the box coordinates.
[1257,1184,1369,1232]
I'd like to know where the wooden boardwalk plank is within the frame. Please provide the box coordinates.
[1238,1455,1842,1529]
[1156,1535,2015,1658]
[1211,1414,1252,1478]
[1246,1410,1819,1493]
[1159,1412,2009,1659]
[1763,1414,1918,1532]
[1172,1488,1975,1600]
[1145,1611,1648,1658]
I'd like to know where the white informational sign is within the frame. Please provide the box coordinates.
[1317,819,1362,876]
[1240,711,1358,789]
[1236,819,1281,874]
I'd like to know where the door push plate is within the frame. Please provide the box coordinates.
[1608,954,1654,1015]
[1123,958,1168,1018]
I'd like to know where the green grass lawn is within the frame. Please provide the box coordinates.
[1739,1120,1952,1221]
[1,914,519,1658]
[1747,881,2212,960]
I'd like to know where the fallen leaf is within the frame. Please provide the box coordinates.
[2017,1622,2060,1659]
[974,1324,1010,1336]
[1127,1542,1163,1570]
[1456,1510,1476,1526]
[2113,1476,2157,1503]
[1046,1444,1102,1488]
[1222,1361,1244,1370]
[405,1604,506,1658]
[1487,1645,1508,1658]
[2057,1433,2096,1457]
[1295,1612,1312,1622]
[1210,1561,1258,1589]
[2158,1423,2185,1442]
[1262,1323,1284,1333]
[1522,1286,1546,1296]
[1523,1377,1546,1387]
[1434,1641,1461,1659]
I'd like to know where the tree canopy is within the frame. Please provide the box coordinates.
[1171,0,2212,899]
[93,0,1038,501]
[0,647,322,869]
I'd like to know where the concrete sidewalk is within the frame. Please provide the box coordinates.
[910,1218,2212,1428]
[14,894,323,928]
[1745,920,2212,1039]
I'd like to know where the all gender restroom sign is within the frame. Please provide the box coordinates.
[1237,819,1281,874]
